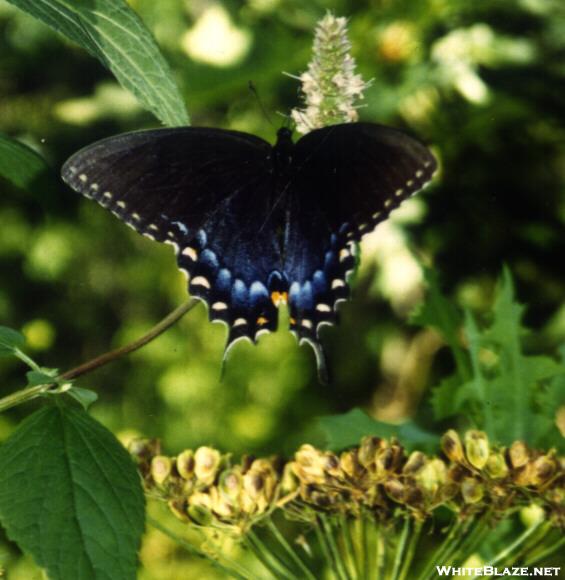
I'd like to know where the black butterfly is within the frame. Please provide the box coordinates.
[62,123,437,382]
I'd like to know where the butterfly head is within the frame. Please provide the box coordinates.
[276,127,293,144]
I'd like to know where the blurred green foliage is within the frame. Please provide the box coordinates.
[1,0,564,577]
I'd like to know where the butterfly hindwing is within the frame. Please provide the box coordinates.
[280,123,437,364]
[62,128,283,348]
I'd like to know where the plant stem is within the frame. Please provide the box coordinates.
[339,514,360,580]
[452,514,491,565]
[375,524,386,580]
[361,515,370,580]
[320,513,351,580]
[524,536,565,566]
[315,517,340,580]
[13,348,42,371]
[266,518,316,580]
[398,519,423,580]
[486,521,544,567]
[0,298,198,413]
[247,528,297,579]
[61,298,198,380]
[147,515,252,580]
[417,517,466,580]
[390,516,412,580]
[0,382,55,413]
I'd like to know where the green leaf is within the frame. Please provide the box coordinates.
[0,405,145,580]
[410,267,470,380]
[6,0,189,128]
[67,387,99,409]
[319,408,439,453]
[430,375,461,420]
[0,326,25,357]
[25,368,59,387]
[0,133,58,195]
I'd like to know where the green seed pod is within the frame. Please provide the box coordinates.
[508,441,529,469]
[187,503,213,526]
[520,503,545,528]
[485,452,509,479]
[293,444,327,484]
[194,446,222,486]
[384,479,405,503]
[441,430,465,464]
[151,455,173,485]
[358,436,384,468]
[176,450,195,480]
[530,455,557,486]
[340,449,364,480]
[464,431,490,470]
[168,499,189,522]
[403,451,427,475]
[461,477,484,504]
[219,468,243,500]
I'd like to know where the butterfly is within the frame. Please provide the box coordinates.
[61,122,437,382]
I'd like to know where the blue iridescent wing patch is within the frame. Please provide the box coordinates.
[62,123,437,382]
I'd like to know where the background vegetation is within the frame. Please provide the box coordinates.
[0,0,563,577]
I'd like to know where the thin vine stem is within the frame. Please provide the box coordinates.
[0,298,198,413]
[61,297,199,380]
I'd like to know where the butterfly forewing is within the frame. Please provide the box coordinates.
[62,128,284,346]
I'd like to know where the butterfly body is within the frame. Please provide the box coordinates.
[62,123,437,381]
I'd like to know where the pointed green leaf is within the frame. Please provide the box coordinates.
[5,0,189,127]
[319,408,439,452]
[0,326,25,357]
[0,405,145,580]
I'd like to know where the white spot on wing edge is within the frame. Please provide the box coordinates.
[182,247,198,261]
[191,276,211,289]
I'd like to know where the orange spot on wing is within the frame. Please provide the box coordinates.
[289,317,297,325]
[271,291,288,306]
[257,316,268,326]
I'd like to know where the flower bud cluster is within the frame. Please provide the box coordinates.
[290,13,369,134]
[130,431,564,532]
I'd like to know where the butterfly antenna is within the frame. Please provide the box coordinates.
[248,81,274,127]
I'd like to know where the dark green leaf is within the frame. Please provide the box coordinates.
[0,405,145,580]
[0,133,58,195]
[410,267,470,380]
[5,0,189,127]
[0,326,25,357]
[319,408,439,453]
[67,387,99,409]
[26,369,59,387]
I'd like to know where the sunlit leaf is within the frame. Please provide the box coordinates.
[5,0,189,127]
